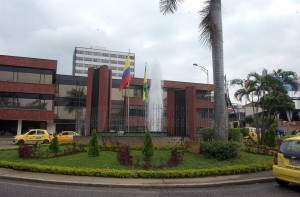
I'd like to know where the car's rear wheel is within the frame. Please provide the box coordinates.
[275,178,289,187]
[43,139,50,144]
[18,140,25,145]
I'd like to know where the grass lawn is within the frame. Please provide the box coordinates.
[0,146,274,170]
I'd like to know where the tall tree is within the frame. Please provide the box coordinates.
[160,0,228,141]
[232,69,298,144]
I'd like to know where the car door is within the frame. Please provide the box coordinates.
[59,132,69,142]
[36,130,45,143]
[67,131,75,142]
[26,130,37,144]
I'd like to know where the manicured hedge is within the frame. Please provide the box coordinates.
[0,160,272,178]
[198,128,243,142]
[201,141,241,160]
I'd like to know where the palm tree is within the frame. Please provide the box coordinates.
[64,87,86,113]
[232,69,298,144]
[271,69,298,93]
[160,0,228,141]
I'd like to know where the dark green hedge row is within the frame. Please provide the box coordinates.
[0,160,272,178]
[198,128,243,142]
[201,141,241,160]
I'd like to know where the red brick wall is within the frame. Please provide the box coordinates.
[0,109,54,121]
[0,55,57,70]
[0,82,55,95]
[130,78,214,91]
[85,67,94,135]
[167,89,175,136]
[97,66,111,132]
[186,86,196,140]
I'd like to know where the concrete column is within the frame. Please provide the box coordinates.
[17,120,22,135]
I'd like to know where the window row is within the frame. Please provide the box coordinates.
[55,84,87,98]
[76,64,132,72]
[54,106,86,120]
[0,97,53,110]
[0,70,53,84]
[76,50,134,60]
[75,63,101,69]
[75,57,134,66]
[75,69,134,75]
[75,69,88,74]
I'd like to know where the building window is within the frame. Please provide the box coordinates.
[0,70,53,85]
[196,90,209,101]
[129,105,146,117]
[118,55,125,59]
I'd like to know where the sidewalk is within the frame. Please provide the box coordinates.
[0,167,274,188]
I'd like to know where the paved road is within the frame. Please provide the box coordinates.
[0,137,16,149]
[0,178,300,197]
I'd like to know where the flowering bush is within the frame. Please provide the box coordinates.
[18,144,38,158]
[117,145,132,166]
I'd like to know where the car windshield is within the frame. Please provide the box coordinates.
[279,140,300,158]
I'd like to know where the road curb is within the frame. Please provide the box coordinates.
[0,174,275,188]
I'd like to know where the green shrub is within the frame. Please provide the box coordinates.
[49,132,59,153]
[199,128,213,141]
[142,129,154,164]
[266,128,276,147]
[88,130,100,157]
[201,141,241,160]
[228,128,242,142]
[200,128,242,142]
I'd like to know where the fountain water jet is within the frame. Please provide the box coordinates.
[147,63,164,132]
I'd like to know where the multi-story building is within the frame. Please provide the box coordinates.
[72,47,135,79]
[0,55,57,135]
[0,54,214,140]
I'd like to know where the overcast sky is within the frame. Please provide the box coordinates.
[1,0,299,102]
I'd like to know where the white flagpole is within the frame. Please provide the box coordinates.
[127,50,130,133]
[144,62,147,132]
[127,84,129,133]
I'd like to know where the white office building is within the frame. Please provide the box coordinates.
[73,47,135,79]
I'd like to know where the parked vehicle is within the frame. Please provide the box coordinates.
[243,127,259,143]
[13,129,50,145]
[50,131,81,143]
[273,136,300,186]
[276,128,287,136]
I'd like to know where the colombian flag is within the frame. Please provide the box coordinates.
[119,55,131,91]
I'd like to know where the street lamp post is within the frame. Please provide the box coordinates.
[193,63,210,125]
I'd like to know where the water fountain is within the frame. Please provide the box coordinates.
[147,63,164,132]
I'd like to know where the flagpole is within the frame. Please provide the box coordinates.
[127,50,130,133]
[144,62,147,132]
[127,84,129,133]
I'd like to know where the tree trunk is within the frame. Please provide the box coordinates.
[211,0,228,141]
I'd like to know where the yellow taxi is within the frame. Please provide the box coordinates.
[13,129,50,145]
[243,127,259,143]
[50,131,81,143]
[273,136,300,186]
